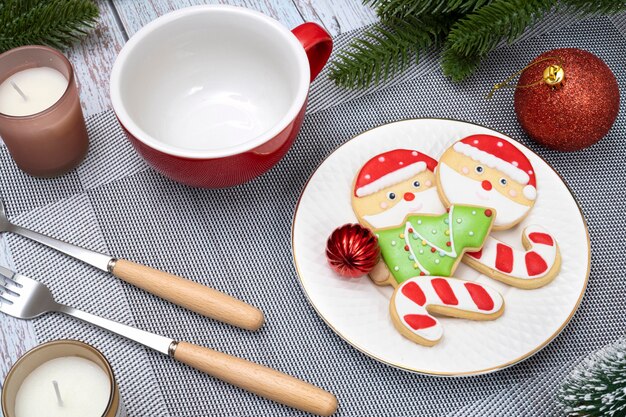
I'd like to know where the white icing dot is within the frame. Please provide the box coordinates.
[471,210,476,215]
[391,240,397,246]
[523,185,537,200]
[419,249,424,254]
[469,231,474,236]
[435,259,440,264]
[378,156,385,162]
[512,161,519,167]
[375,234,379,238]
[411,151,418,156]
[431,229,437,234]
[417,220,422,225]
[439,251,446,256]
[473,140,479,145]
[497,141,503,147]
[456,218,462,224]
[412,233,418,239]
[394,266,399,271]
[409,255,414,260]
[364,174,371,180]
[528,170,533,175]
[399,161,404,166]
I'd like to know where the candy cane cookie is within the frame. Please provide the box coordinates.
[390,277,504,346]
[464,226,561,289]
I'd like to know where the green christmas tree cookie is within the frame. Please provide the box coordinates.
[376,205,495,284]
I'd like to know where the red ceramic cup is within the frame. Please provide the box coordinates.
[110,5,332,188]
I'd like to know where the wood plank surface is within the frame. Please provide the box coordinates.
[69,0,128,117]
[292,0,377,36]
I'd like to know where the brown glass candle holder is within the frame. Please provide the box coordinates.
[0,46,88,177]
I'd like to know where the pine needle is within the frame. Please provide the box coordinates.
[0,0,99,53]
[558,337,626,417]
[329,15,453,89]
[365,0,494,19]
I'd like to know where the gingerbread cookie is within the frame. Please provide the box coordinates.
[435,135,561,288]
[464,225,561,289]
[375,205,496,283]
[390,277,504,346]
[348,150,505,347]
[436,135,537,230]
[351,149,444,230]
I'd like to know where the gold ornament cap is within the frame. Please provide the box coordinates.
[542,64,565,88]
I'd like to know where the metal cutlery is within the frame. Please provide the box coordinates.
[0,199,264,331]
[0,266,337,416]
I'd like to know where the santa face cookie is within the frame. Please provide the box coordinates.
[437,135,537,230]
[352,149,445,230]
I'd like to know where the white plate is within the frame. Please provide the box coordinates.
[292,119,589,376]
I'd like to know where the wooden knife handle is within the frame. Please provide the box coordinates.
[111,259,264,331]
[173,341,338,416]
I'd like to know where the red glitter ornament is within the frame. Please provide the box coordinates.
[514,48,619,151]
[325,224,380,278]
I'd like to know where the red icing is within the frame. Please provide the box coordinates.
[408,228,414,233]
[484,209,493,217]
[353,150,438,196]
[495,243,514,273]
[526,251,548,276]
[401,281,426,306]
[404,314,437,330]
[464,282,494,311]
[430,247,436,253]
[481,180,492,191]
[404,192,415,201]
[529,232,554,246]
[446,241,451,247]
[419,272,425,276]
[467,249,482,259]
[459,135,536,187]
[404,245,409,251]
[431,278,459,305]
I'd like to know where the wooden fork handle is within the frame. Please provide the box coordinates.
[111,259,264,331]
[174,341,338,416]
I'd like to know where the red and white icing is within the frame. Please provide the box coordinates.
[466,225,558,280]
[354,149,438,197]
[393,277,503,343]
[451,135,536,199]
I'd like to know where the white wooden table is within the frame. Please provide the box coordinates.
[0,0,376,410]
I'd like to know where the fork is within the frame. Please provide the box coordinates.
[0,266,337,416]
[0,199,264,331]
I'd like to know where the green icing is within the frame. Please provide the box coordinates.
[377,205,494,283]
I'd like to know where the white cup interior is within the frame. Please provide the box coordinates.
[111,6,309,158]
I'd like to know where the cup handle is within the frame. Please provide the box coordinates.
[291,23,333,82]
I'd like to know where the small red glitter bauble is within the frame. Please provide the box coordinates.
[325,224,380,278]
[514,48,619,151]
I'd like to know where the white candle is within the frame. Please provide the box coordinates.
[14,356,111,417]
[0,67,68,116]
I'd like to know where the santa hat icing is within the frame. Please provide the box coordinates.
[453,135,537,200]
[355,149,438,197]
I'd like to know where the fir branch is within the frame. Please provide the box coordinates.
[441,48,481,82]
[444,0,556,57]
[0,0,99,53]
[365,0,493,19]
[329,15,453,89]
[558,337,626,416]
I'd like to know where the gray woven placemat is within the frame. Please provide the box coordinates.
[1,14,626,417]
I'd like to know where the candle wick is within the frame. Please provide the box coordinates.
[52,380,64,407]
[10,81,27,101]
